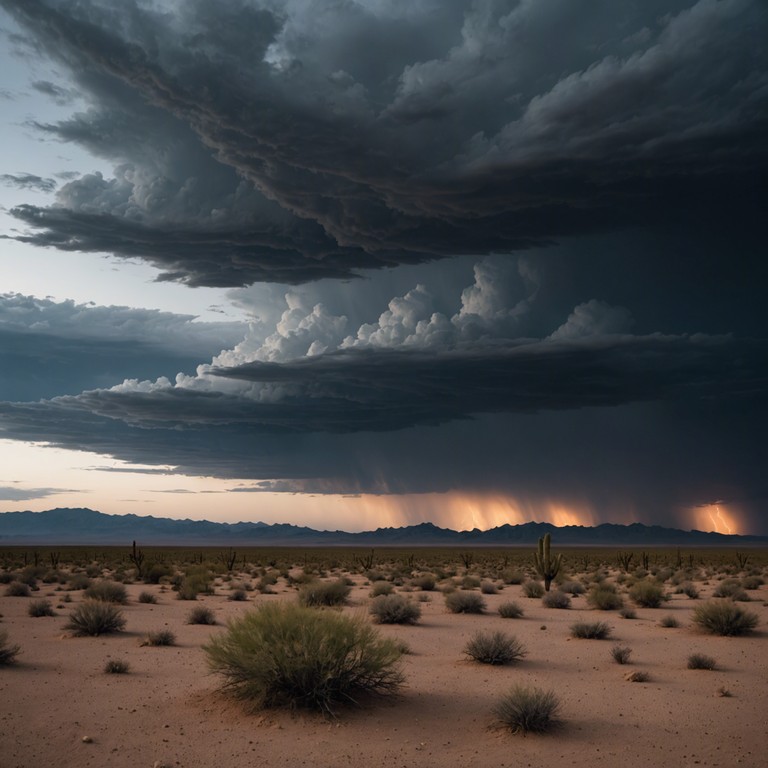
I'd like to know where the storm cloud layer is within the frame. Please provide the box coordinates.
[1,0,766,284]
[0,1,766,533]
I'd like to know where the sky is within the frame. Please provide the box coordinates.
[0,0,766,535]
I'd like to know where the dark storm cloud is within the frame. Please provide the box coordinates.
[0,172,56,192]
[0,293,245,399]
[30,79,76,105]
[1,0,766,285]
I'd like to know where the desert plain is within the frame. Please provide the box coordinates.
[1,547,766,768]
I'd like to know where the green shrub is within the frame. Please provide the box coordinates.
[444,591,486,614]
[494,685,560,734]
[570,621,612,639]
[480,581,499,595]
[461,575,481,590]
[0,629,20,665]
[679,582,700,599]
[498,601,524,619]
[104,659,130,674]
[187,606,217,625]
[687,653,717,670]
[5,581,31,597]
[84,580,128,604]
[298,579,351,607]
[691,600,758,636]
[712,580,749,601]
[464,631,526,665]
[138,591,158,604]
[369,594,421,625]
[411,574,436,591]
[369,581,394,597]
[659,615,679,628]
[542,590,571,609]
[144,563,172,584]
[587,584,624,610]
[522,581,544,599]
[143,629,176,646]
[66,601,126,636]
[559,580,585,595]
[228,589,248,602]
[67,574,92,591]
[28,599,55,617]
[741,575,763,590]
[629,580,666,608]
[501,570,525,585]
[610,645,632,664]
[204,603,403,713]
[619,607,637,619]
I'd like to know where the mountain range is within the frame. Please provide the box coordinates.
[0,508,765,547]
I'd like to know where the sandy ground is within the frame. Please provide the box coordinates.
[1,571,766,768]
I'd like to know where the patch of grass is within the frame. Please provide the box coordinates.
[65,601,126,636]
[444,591,486,614]
[522,581,544,599]
[542,590,571,609]
[138,591,158,604]
[464,631,526,665]
[493,685,560,734]
[411,574,436,591]
[143,629,176,646]
[0,629,20,665]
[587,584,624,611]
[369,581,394,597]
[461,575,481,590]
[204,602,403,713]
[712,580,750,602]
[480,581,499,595]
[498,601,524,619]
[27,599,55,617]
[369,594,421,625]
[629,580,666,608]
[187,606,217,625]
[680,582,700,599]
[691,599,759,636]
[559,580,585,595]
[84,580,128,604]
[5,581,31,597]
[570,621,612,639]
[298,579,352,608]
[228,589,248,602]
[626,671,649,682]
[659,614,679,628]
[67,574,92,591]
[610,645,632,664]
[687,653,717,670]
[741,575,763,590]
[619,607,637,619]
[104,658,130,674]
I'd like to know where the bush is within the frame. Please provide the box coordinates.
[444,591,486,614]
[369,594,421,625]
[629,580,666,608]
[587,584,624,611]
[228,589,248,602]
[104,659,130,674]
[619,607,637,619]
[494,685,560,734]
[298,579,351,607]
[143,629,176,646]
[461,575,481,590]
[501,570,525,585]
[659,615,679,628]
[687,653,717,670]
[144,563,172,584]
[0,629,20,665]
[741,575,764,590]
[559,580,585,596]
[65,601,126,636]
[369,581,394,597]
[712,580,749,602]
[570,621,612,639]
[522,581,544,599]
[691,600,759,636]
[680,582,700,599]
[498,601,524,619]
[28,599,55,617]
[84,580,128,604]
[5,581,31,597]
[480,581,499,595]
[611,645,632,664]
[542,590,571,609]
[411,574,436,591]
[204,603,403,713]
[187,606,217,625]
[464,631,526,665]
[138,591,158,604]
[67,574,92,591]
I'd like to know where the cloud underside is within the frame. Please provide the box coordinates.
[1,0,766,285]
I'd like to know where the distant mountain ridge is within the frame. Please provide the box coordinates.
[0,507,765,546]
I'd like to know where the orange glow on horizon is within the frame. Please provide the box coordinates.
[690,503,741,535]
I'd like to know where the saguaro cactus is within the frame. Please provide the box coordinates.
[534,533,562,592]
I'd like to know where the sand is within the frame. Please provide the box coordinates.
[1,570,766,768]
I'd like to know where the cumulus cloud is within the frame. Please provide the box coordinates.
[0,0,765,285]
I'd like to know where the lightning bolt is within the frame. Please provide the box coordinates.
[707,509,720,532]
[715,506,732,535]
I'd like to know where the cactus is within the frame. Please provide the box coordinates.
[616,552,634,571]
[533,533,562,592]
[128,540,145,578]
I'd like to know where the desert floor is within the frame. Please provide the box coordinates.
[1,566,766,768]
